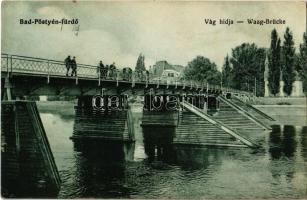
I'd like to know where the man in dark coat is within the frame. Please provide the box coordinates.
[64,55,71,76]
[109,62,116,79]
[128,68,132,82]
[146,70,150,81]
[122,68,127,80]
[97,61,105,78]
[71,57,77,76]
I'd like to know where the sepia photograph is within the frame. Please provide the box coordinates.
[1,0,307,199]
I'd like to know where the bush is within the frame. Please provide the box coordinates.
[277,102,291,105]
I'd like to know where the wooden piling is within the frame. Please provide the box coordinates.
[71,107,135,142]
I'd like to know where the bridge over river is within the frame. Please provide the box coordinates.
[1,53,275,197]
[1,54,252,98]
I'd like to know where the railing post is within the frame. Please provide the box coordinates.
[98,71,101,86]
[10,55,13,74]
[146,73,148,88]
[116,71,119,87]
[132,72,135,88]
[6,55,9,74]
[47,60,50,84]
[107,69,110,80]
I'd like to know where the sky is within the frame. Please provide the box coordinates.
[1,1,306,70]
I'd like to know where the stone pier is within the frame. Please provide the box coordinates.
[1,101,61,197]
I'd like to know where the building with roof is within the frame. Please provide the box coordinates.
[151,61,184,78]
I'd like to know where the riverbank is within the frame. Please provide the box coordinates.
[247,97,306,126]
[254,105,306,126]
[36,99,306,126]
[250,97,306,105]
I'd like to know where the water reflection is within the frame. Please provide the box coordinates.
[282,125,297,158]
[174,146,223,170]
[141,125,225,171]
[72,140,135,198]
[269,125,297,160]
[268,125,300,190]
[142,126,176,164]
[301,126,307,162]
[37,104,307,199]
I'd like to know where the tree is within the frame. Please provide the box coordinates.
[230,43,266,94]
[135,53,145,71]
[222,55,232,88]
[268,29,281,96]
[255,48,267,96]
[183,56,221,85]
[298,32,307,93]
[281,27,296,96]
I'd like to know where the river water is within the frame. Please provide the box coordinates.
[38,103,307,199]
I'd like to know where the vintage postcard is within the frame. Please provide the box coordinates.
[1,0,307,199]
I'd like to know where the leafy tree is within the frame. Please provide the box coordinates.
[135,53,145,71]
[268,29,281,96]
[281,27,296,96]
[183,56,221,85]
[298,32,307,93]
[255,48,267,96]
[230,43,266,94]
[222,55,232,88]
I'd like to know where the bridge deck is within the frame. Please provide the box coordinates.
[1,53,252,96]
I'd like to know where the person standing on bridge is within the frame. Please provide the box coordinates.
[64,56,72,76]
[71,57,77,77]
[122,68,127,80]
[146,70,150,82]
[97,61,104,78]
[128,68,132,82]
[110,62,116,79]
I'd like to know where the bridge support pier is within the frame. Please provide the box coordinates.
[72,95,134,142]
[1,101,61,197]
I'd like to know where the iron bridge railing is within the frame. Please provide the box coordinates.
[1,53,252,96]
